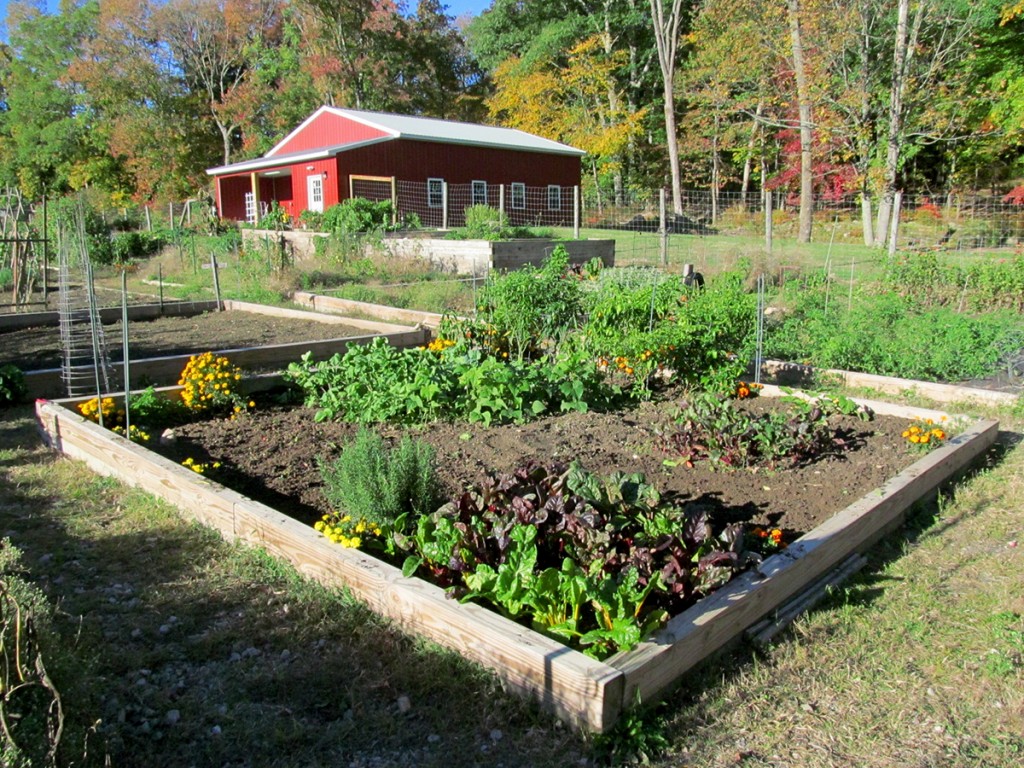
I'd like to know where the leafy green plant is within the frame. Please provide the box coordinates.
[286,339,455,424]
[0,365,27,407]
[127,385,188,427]
[476,246,583,361]
[396,460,762,658]
[663,393,851,470]
[444,205,542,240]
[322,198,396,235]
[319,428,440,536]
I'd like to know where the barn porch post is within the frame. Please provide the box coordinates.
[250,172,261,224]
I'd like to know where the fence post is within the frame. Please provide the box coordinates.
[764,189,773,255]
[144,205,152,232]
[887,190,903,256]
[573,186,580,239]
[499,183,505,222]
[442,182,448,230]
[659,188,668,266]
[168,202,173,228]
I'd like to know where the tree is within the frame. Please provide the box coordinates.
[786,0,814,242]
[158,0,283,165]
[649,0,687,214]
[0,1,98,197]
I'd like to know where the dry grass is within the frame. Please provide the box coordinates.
[1,394,1022,767]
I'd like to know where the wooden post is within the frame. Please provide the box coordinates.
[499,184,505,225]
[144,204,152,232]
[573,186,580,240]
[250,172,261,226]
[168,202,173,228]
[211,250,222,311]
[659,188,668,266]
[764,189,773,255]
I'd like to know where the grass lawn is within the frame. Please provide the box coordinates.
[1,391,1021,766]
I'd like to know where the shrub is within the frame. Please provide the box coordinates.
[0,365,27,407]
[445,205,538,240]
[178,352,251,415]
[322,198,396,235]
[319,428,440,533]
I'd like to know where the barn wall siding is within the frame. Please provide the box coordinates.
[336,139,580,188]
[273,112,390,156]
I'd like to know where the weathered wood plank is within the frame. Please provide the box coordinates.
[291,292,445,329]
[609,417,998,704]
[35,398,625,732]
[224,299,417,334]
[762,360,1017,406]
[0,300,220,331]
[231,495,624,730]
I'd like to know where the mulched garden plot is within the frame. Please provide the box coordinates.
[0,310,371,371]
[154,395,916,539]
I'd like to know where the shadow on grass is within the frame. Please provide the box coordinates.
[591,427,1021,763]
[0,406,588,768]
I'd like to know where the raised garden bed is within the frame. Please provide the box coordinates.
[3,299,428,398]
[34,383,997,731]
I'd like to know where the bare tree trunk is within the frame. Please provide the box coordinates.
[787,0,814,243]
[741,101,763,203]
[876,0,919,246]
[650,0,686,215]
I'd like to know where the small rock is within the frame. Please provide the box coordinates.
[159,624,172,635]
[396,695,412,714]
[130,628,143,639]
[427,734,441,744]
[489,729,503,742]
[135,678,147,687]
[159,429,177,445]
[228,652,241,663]
[280,649,292,660]
[165,710,180,725]
[39,553,53,565]
[242,647,261,659]
[210,725,222,736]
[217,704,228,716]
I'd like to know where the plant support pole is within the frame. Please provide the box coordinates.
[121,270,131,437]
[660,188,668,266]
[212,250,222,311]
[573,186,580,239]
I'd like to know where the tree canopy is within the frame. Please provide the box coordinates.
[0,0,1020,218]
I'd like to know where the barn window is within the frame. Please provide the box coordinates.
[472,180,488,206]
[547,185,561,211]
[511,183,525,210]
[428,178,445,208]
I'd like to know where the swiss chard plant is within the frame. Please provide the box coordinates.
[396,460,766,658]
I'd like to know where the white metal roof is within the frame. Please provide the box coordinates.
[327,107,586,157]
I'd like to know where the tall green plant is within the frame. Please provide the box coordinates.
[319,429,440,531]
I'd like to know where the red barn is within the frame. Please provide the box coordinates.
[206,107,585,228]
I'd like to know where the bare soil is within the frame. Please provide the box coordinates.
[0,309,371,371]
[154,395,915,539]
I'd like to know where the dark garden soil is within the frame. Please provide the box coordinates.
[0,309,371,371]
[154,394,917,540]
